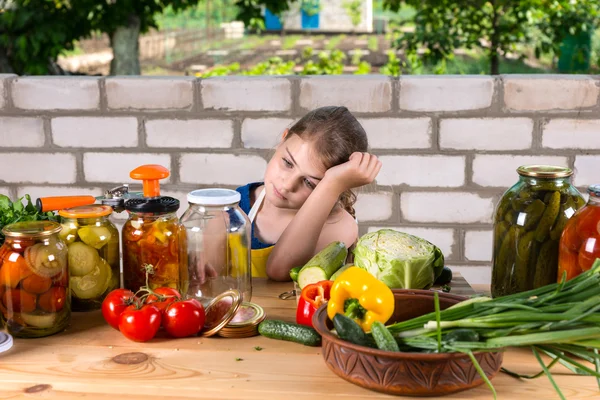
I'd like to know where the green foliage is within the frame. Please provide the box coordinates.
[282,35,301,50]
[354,60,371,74]
[300,0,322,17]
[350,49,363,65]
[0,195,57,246]
[342,0,362,27]
[156,0,239,30]
[243,56,296,75]
[325,34,346,50]
[380,50,401,76]
[235,0,297,29]
[301,46,314,59]
[301,49,346,75]
[198,62,240,77]
[367,35,378,52]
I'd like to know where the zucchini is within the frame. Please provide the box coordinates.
[371,321,400,352]
[289,266,301,282]
[297,242,347,289]
[332,313,375,348]
[330,263,353,281]
[258,320,321,347]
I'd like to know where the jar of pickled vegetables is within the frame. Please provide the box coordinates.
[0,221,70,338]
[491,165,585,297]
[122,198,188,293]
[558,185,600,281]
[180,189,251,306]
[58,205,119,311]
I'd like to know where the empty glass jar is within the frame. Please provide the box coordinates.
[180,189,251,306]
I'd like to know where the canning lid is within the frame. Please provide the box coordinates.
[2,221,61,238]
[58,204,113,219]
[217,302,266,338]
[517,165,573,179]
[124,197,180,214]
[200,289,243,337]
[588,185,600,197]
[187,189,241,206]
[0,332,13,354]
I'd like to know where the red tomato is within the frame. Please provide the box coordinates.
[119,304,161,342]
[38,287,67,313]
[578,236,600,271]
[102,289,136,330]
[162,299,205,338]
[146,287,181,314]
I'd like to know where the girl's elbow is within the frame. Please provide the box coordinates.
[266,260,292,282]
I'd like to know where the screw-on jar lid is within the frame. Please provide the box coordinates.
[124,197,180,214]
[187,189,241,206]
[0,332,13,354]
[58,204,113,219]
[517,165,573,178]
[2,221,61,238]
[588,185,600,197]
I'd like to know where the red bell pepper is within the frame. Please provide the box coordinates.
[296,280,333,327]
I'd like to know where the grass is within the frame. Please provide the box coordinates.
[420,52,549,75]
[282,35,302,50]
[367,36,379,52]
[325,34,346,50]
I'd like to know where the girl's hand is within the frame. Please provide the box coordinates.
[322,152,382,194]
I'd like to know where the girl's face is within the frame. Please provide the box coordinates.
[263,133,327,210]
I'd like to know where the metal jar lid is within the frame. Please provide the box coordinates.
[517,165,573,179]
[2,221,61,238]
[217,302,266,338]
[588,185,600,198]
[200,289,243,337]
[58,204,113,219]
[187,189,241,206]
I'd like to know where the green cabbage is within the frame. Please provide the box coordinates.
[353,229,445,289]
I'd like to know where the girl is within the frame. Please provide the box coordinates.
[236,106,382,281]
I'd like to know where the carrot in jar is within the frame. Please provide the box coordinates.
[577,236,600,271]
[0,253,33,288]
[561,219,584,252]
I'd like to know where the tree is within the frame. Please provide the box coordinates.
[234,0,297,32]
[383,0,600,75]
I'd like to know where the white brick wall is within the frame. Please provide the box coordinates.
[52,117,138,148]
[399,76,494,112]
[241,118,293,149]
[354,192,394,221]
[574,156,600,187]
[543,119,600,149]
[201,77,291,111]
[402,192,494,223]
[367,226,455,259]
[180,154,267,186]
[360,118,431,149]
[83,153,171,183]
[448,266,491,285]
[106,77,194,110]
[464,230,493,261]
[504,76,599,111]
[0,187,10,197]
[440,118,533,150]
[377,156,465,187]
[299,76,392,113]
[0,153,76,184]
[0,117,45,147]
[12,77,100,110]
[146,119,233,148]
[16,186,103,201]
[0,75,10,109]
[472,155,570,187]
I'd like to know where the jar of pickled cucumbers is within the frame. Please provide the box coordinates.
[58,205,119,311]
[0,221,70,338]
[558,185,600,281]
[122,198,188,293]
[491,165,585,297]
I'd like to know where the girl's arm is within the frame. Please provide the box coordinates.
[266,152,381,281]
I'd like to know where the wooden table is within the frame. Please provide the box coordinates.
[0,274,597,399]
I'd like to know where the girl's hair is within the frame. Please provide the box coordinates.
[285,106,368,218]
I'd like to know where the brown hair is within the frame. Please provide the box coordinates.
[285,106,369,218]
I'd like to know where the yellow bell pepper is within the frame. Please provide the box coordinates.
[327,266,394,332]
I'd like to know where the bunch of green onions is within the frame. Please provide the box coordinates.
[385,259,600,399]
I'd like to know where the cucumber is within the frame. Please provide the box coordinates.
[297,242,347,289]
[332,313,374,348]
[371,321,399,352]
[258,320,321,347]
[330,263,353,281]
[289,266,301,282]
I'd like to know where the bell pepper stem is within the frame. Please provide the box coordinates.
[344,298,367,320]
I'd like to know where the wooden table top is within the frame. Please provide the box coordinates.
[0,273,597,399]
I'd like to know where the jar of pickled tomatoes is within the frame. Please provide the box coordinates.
[0,221,70,338]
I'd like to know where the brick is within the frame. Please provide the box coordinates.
[465,230,493,262]
[401,192,494,223]
[16,186,103,201]
[359,118,431,149]
[367,226,455,259]
[377,156,465,187]
[0,153,76,184]
[473,155,569,187]
[180,154,266,186]
[440,118,533,150]
[12,77,100,110]
[83,153,171,183]
[504,76,599,111]
[146,119,233,148]
[0,118,45,147]
[543,119,600,149]
[300,76,392,113]
[161,189,190,218]
[241,118,293,149]
[0,74,13,109]
[574,156,600,187]
[52,117,138,148]
[106,77,194,110]
[0,187,10,197]
[202,77,291,111]
[399,76,493,112]
[354,192,394,222]
[447,265,491,285]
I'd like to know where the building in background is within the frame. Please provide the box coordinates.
[265,0,373,33]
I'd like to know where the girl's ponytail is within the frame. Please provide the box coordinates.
[338,189,357,219]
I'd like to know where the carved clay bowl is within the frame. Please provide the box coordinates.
[313,289,503,397]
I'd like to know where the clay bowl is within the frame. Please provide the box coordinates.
[313,289,503,397]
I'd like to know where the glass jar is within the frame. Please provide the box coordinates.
[558,185,600,281]
[180,189,251,306]
[58,205,120,311]
[122,197,187,294]
[0,221,70,338]
[491,165,585,297]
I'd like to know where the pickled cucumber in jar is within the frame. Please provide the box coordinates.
[491,165,584,297]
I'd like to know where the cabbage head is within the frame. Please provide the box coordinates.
[353,229,445,289]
